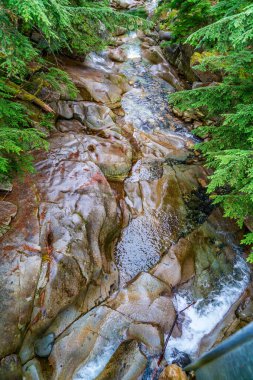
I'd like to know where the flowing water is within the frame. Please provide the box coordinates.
[13,3,250,379]
[119,32,193,138]
[75,31,250,379]
[145,0,159,15]
[166,256,250,363]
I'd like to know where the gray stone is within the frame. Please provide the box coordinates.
[0,180,13,192]
[23,358,45,380]
[144,46,166,64]
[159,31,173,41]
[34,333,55,358]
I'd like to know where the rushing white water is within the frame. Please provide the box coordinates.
[123,32,142,59]
[74,343,118,380]
[145,0,158,15]
[73,309,129,380]
[165,256,250,363]
[85,52,113,72]
[69,14,250,380]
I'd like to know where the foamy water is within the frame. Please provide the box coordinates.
[166,256,250,362]
[85,52,113,72]
[74,342,118,380]
[123,32,142,59]
[73,11,249,380]
[145,0,158,15]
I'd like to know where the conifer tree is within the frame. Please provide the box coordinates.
[0,0,141,180]
[157,0,253,258]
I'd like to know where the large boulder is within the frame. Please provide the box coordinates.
[111,0,143,9]
[159,364,188,380]
[144,46,167,65]
[46,272,175,379]
[0,181,42,358]
[62,59,130,108]
[45,131,132,181]
[1,123,126,364]
[108,47,127,62]
[53,101,116,131]
[150,63,184,91]
[19,157,120,363]
[115,158,207,285]
[95,341,147,380]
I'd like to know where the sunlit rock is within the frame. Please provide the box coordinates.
[108,47,128,62]
[53,101,116,131]
[144,46,167,64]
[159,364,188,380]
[126,323,163,353]
[48,272,175,379]
[95,340,147,380]
[0,181,42,358]
[63,59,130,108]
[150,63,184,91]
[49,306,131,380]
[45,131,132,181]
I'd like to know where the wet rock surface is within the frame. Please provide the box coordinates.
[0,10,251,380]
[159,364,188,380]
[0,201,17,237]
[95,340,147,380]
[0,355,23,380]
[111,0,144,10]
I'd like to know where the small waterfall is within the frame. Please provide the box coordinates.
[145,0,158,15]
[166,256,250,363]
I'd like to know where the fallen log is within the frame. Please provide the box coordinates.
[1,79,55,113]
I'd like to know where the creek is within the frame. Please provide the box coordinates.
[0,2,250,380]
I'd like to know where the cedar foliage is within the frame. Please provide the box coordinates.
[155,0,212,41]
[156,0,253,259]
[0,0,141,181]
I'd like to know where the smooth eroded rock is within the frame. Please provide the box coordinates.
[0,355,23,380]
[0,180,41,358]
[0,201,17,237]
[95,340,147,380]
[159,364,188,380]
[63,59,129,107]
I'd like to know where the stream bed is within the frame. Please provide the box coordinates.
[0,2,251,380]
[75,31,250,380]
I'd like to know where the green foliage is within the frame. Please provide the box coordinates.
[0,84,49,180]
[29,67,79,99]
[187,4,253,51]
[155,0,253,42]
[154,0,212,42]
[127,7,148,19]
[0,0,142,180]
[165,1,253,256]
[211,0,252,18]
[1,0,144,74]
